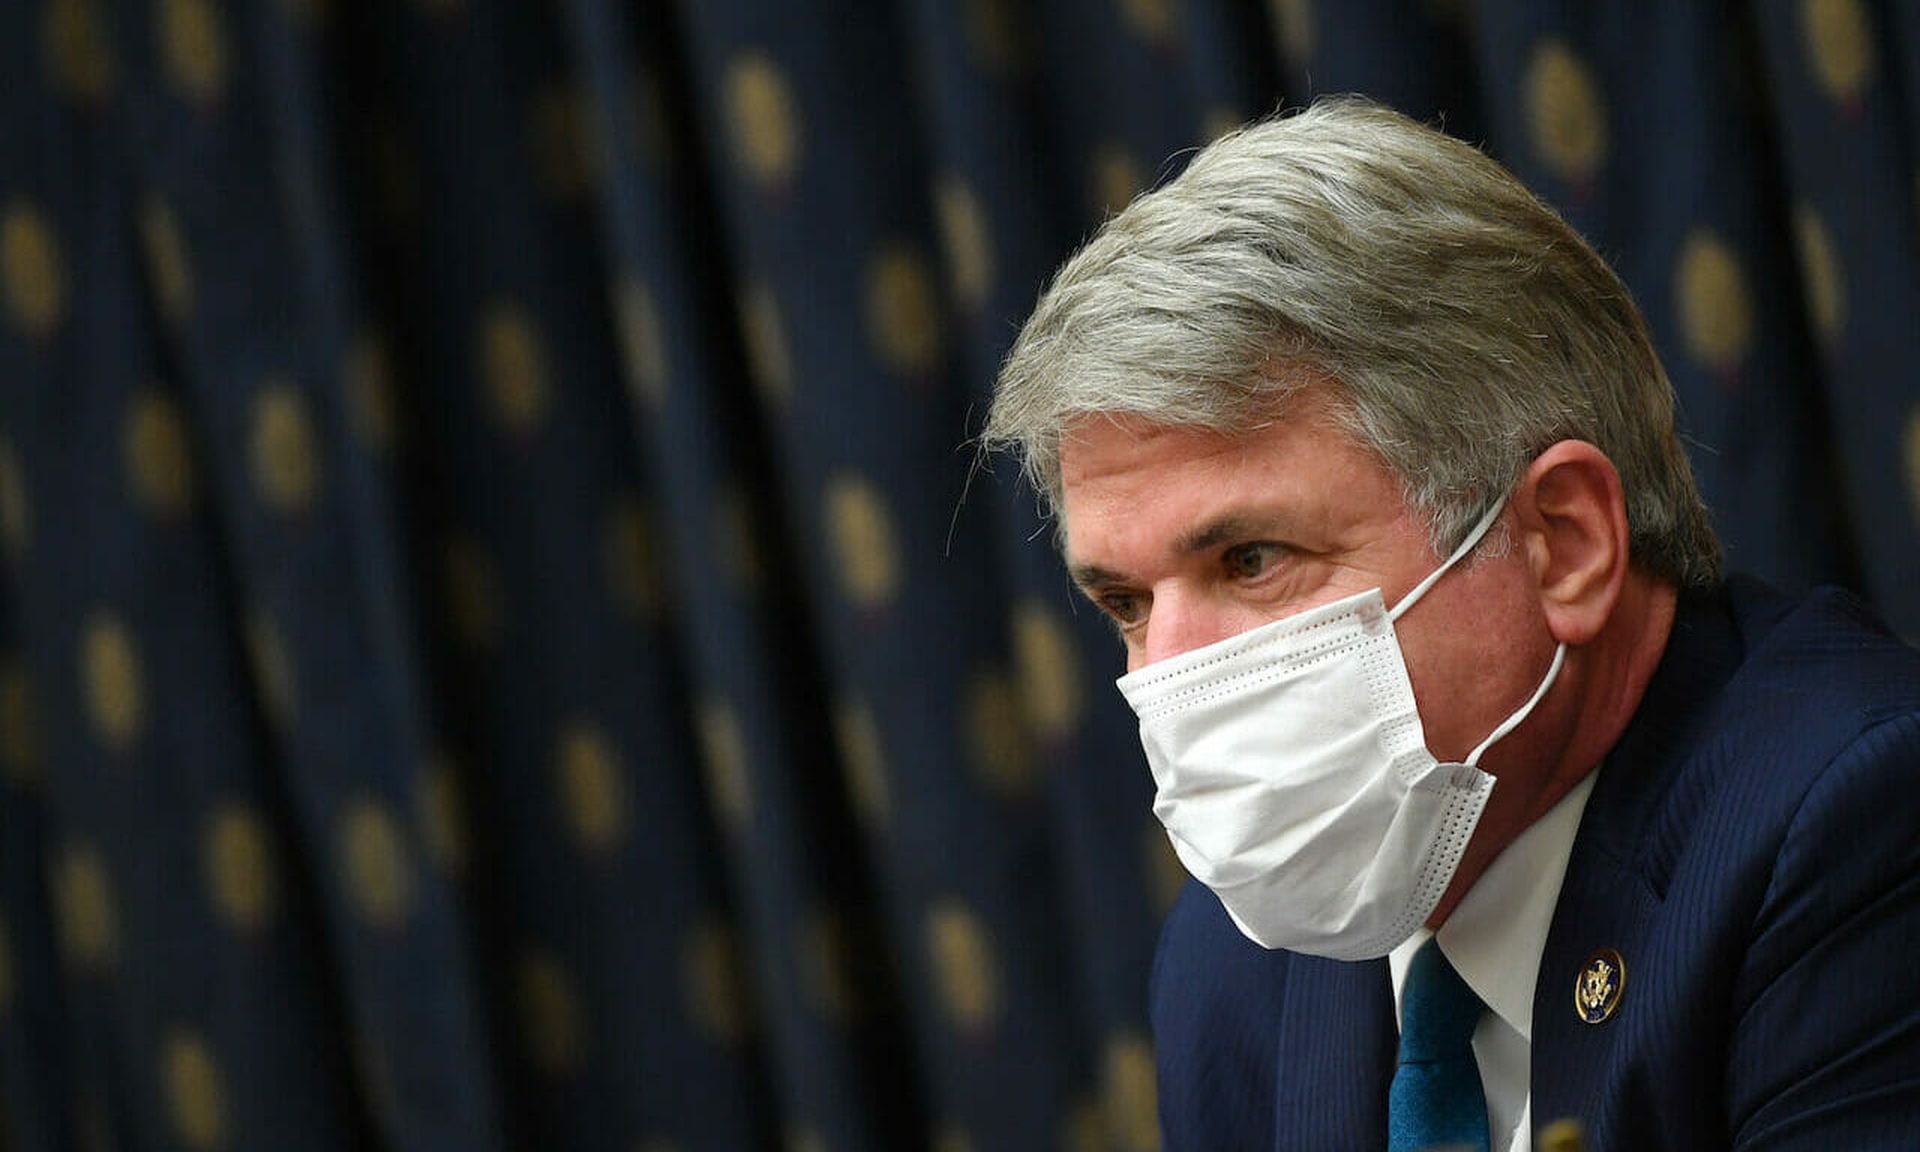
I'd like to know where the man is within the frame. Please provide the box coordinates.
[985,98,1920,1150]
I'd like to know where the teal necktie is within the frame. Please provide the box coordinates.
[1388,940,1491,1152]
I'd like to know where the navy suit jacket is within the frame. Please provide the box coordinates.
[1150,579,1920,1150]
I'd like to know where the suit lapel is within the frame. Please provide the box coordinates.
[1531,587,1745,1129]
[1272,955,1398,1150]
[1531,829,1660,1128]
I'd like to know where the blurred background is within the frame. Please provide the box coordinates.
[0,0,1917,1149]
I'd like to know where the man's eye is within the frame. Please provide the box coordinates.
[1100,591,1147,627]
[1225,543,1285,579]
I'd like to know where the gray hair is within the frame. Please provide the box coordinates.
[984,96,1721,588]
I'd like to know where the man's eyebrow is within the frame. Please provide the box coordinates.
[1067,562,1129,593]
[1172,511,1291,556]
[1066,510,1296,593]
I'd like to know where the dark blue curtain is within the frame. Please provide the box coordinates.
[0,1,1914,1149]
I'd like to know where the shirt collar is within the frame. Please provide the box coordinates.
[1390,768,1598,1042]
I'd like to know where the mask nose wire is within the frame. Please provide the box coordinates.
[1387,496,1510,623]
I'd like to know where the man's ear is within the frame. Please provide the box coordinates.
[1513,440,1629,647]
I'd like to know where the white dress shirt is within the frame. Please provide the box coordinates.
[1389,770,1598,1152]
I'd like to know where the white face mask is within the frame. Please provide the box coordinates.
[1116,497,1566,960]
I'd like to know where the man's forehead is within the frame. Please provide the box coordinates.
[1055,415,1287,556]
[1055,389,1354,489]
[1058,412,1256,476]
[1053,390,1405,557]
[1054,378,1349,457]
[1060,409,1255,444]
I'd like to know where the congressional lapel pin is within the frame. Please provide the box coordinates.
[1575,948,1626,1024]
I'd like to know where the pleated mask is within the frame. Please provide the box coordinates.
[1117,497,1565,960]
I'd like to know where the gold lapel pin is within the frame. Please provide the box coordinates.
[1575,948,1626,1024]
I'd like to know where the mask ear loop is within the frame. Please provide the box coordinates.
[1465,643,1567,766]
[1388,496,1509,623]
